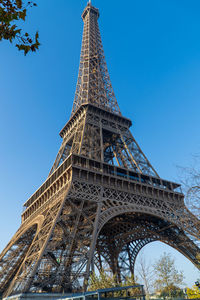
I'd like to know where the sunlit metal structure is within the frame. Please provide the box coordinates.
[0,2,200,299]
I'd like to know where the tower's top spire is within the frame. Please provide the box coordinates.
[71,2,121,116]
[82,2,99,21]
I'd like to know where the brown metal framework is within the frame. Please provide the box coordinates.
[0,3,200,298]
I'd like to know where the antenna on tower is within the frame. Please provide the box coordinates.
[88,0,91,4]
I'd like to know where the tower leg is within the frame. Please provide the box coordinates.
[3,189,69,298]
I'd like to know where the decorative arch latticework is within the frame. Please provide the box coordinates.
[94,212,200,283]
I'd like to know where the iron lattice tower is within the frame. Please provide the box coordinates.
[1,3,200,298]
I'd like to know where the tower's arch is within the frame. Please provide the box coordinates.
[95,211,200,281]
[0,223,38,294]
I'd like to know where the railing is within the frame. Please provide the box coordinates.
[64,285,145,300]
[23,153,182,211]
[72,155,182,194]
[23,155,72,209]
[1,285,145,300]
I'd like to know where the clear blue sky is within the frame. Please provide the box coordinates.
[0,0,200,287]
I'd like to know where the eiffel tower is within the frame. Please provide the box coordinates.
[1,2,200,299]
